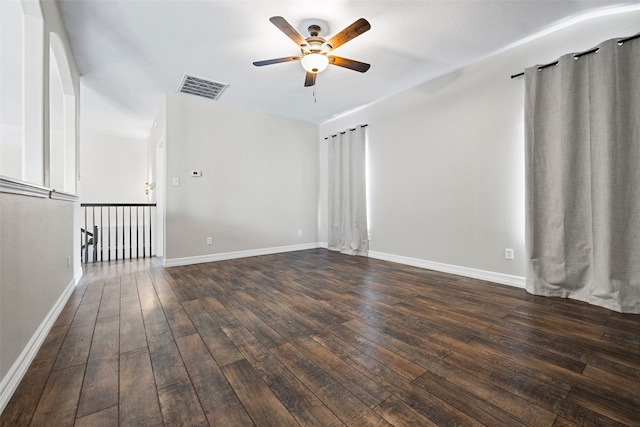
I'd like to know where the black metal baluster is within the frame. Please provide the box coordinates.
[92,207,97,263]
[143,206,146,258]
[136,206,140,259]
[115,206,118,261]
[121,206,125,260]
[100,207,104,262]
[129,206,132,260]
[84,207,88,263]
[108,207,111,262]
[149,205,153,258]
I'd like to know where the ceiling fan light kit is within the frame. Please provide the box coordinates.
[253,16,371,87]
[301,53,329,73]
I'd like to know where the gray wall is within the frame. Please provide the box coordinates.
[80,131,150,203]
[164,93,318,262]
[318,10,640,279]
[1,0,81,402]
[0,194,76,377]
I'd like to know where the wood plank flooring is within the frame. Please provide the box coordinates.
[2,249,640,426]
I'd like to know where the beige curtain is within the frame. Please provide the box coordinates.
[525,35,640,313]
[328,126,368,256]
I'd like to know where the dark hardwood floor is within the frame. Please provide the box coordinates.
[2,249,640,426]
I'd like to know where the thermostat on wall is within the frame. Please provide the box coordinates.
[190,170,202,177]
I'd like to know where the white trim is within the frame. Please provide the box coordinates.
[0,269,82,414]
[0,176,49,198]
[163,244,525,288]
[75,267,83,285]
[368,251,525,289]
[0,177,78,202]
[163,243,322,267]
[49,190,79,202]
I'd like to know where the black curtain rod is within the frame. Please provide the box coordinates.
[324,124,368,140]
[510,32,640,79]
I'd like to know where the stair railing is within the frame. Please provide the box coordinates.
[81,203,157,263]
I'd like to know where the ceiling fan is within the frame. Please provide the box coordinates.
[253,16,371,87]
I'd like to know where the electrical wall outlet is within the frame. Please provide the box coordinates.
[207,237,212,245]
[298,229,303,236]
[505,248,514,260]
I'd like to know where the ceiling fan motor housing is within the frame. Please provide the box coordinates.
[302,36,330,54]
[308,24,321,36]
[302,31,331,73]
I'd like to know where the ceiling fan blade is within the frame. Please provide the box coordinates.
[326,18,371,51]
[253,56,301,67]
[270,16,307,47]
[304,72,316,87]
[328,56,370,73]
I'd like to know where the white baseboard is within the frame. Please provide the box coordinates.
[368,251,525,288]
[163,244,525,289]
[163,243,323,267]
[0,269,82,414]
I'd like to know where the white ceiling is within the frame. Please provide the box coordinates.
[57,0,635,139]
